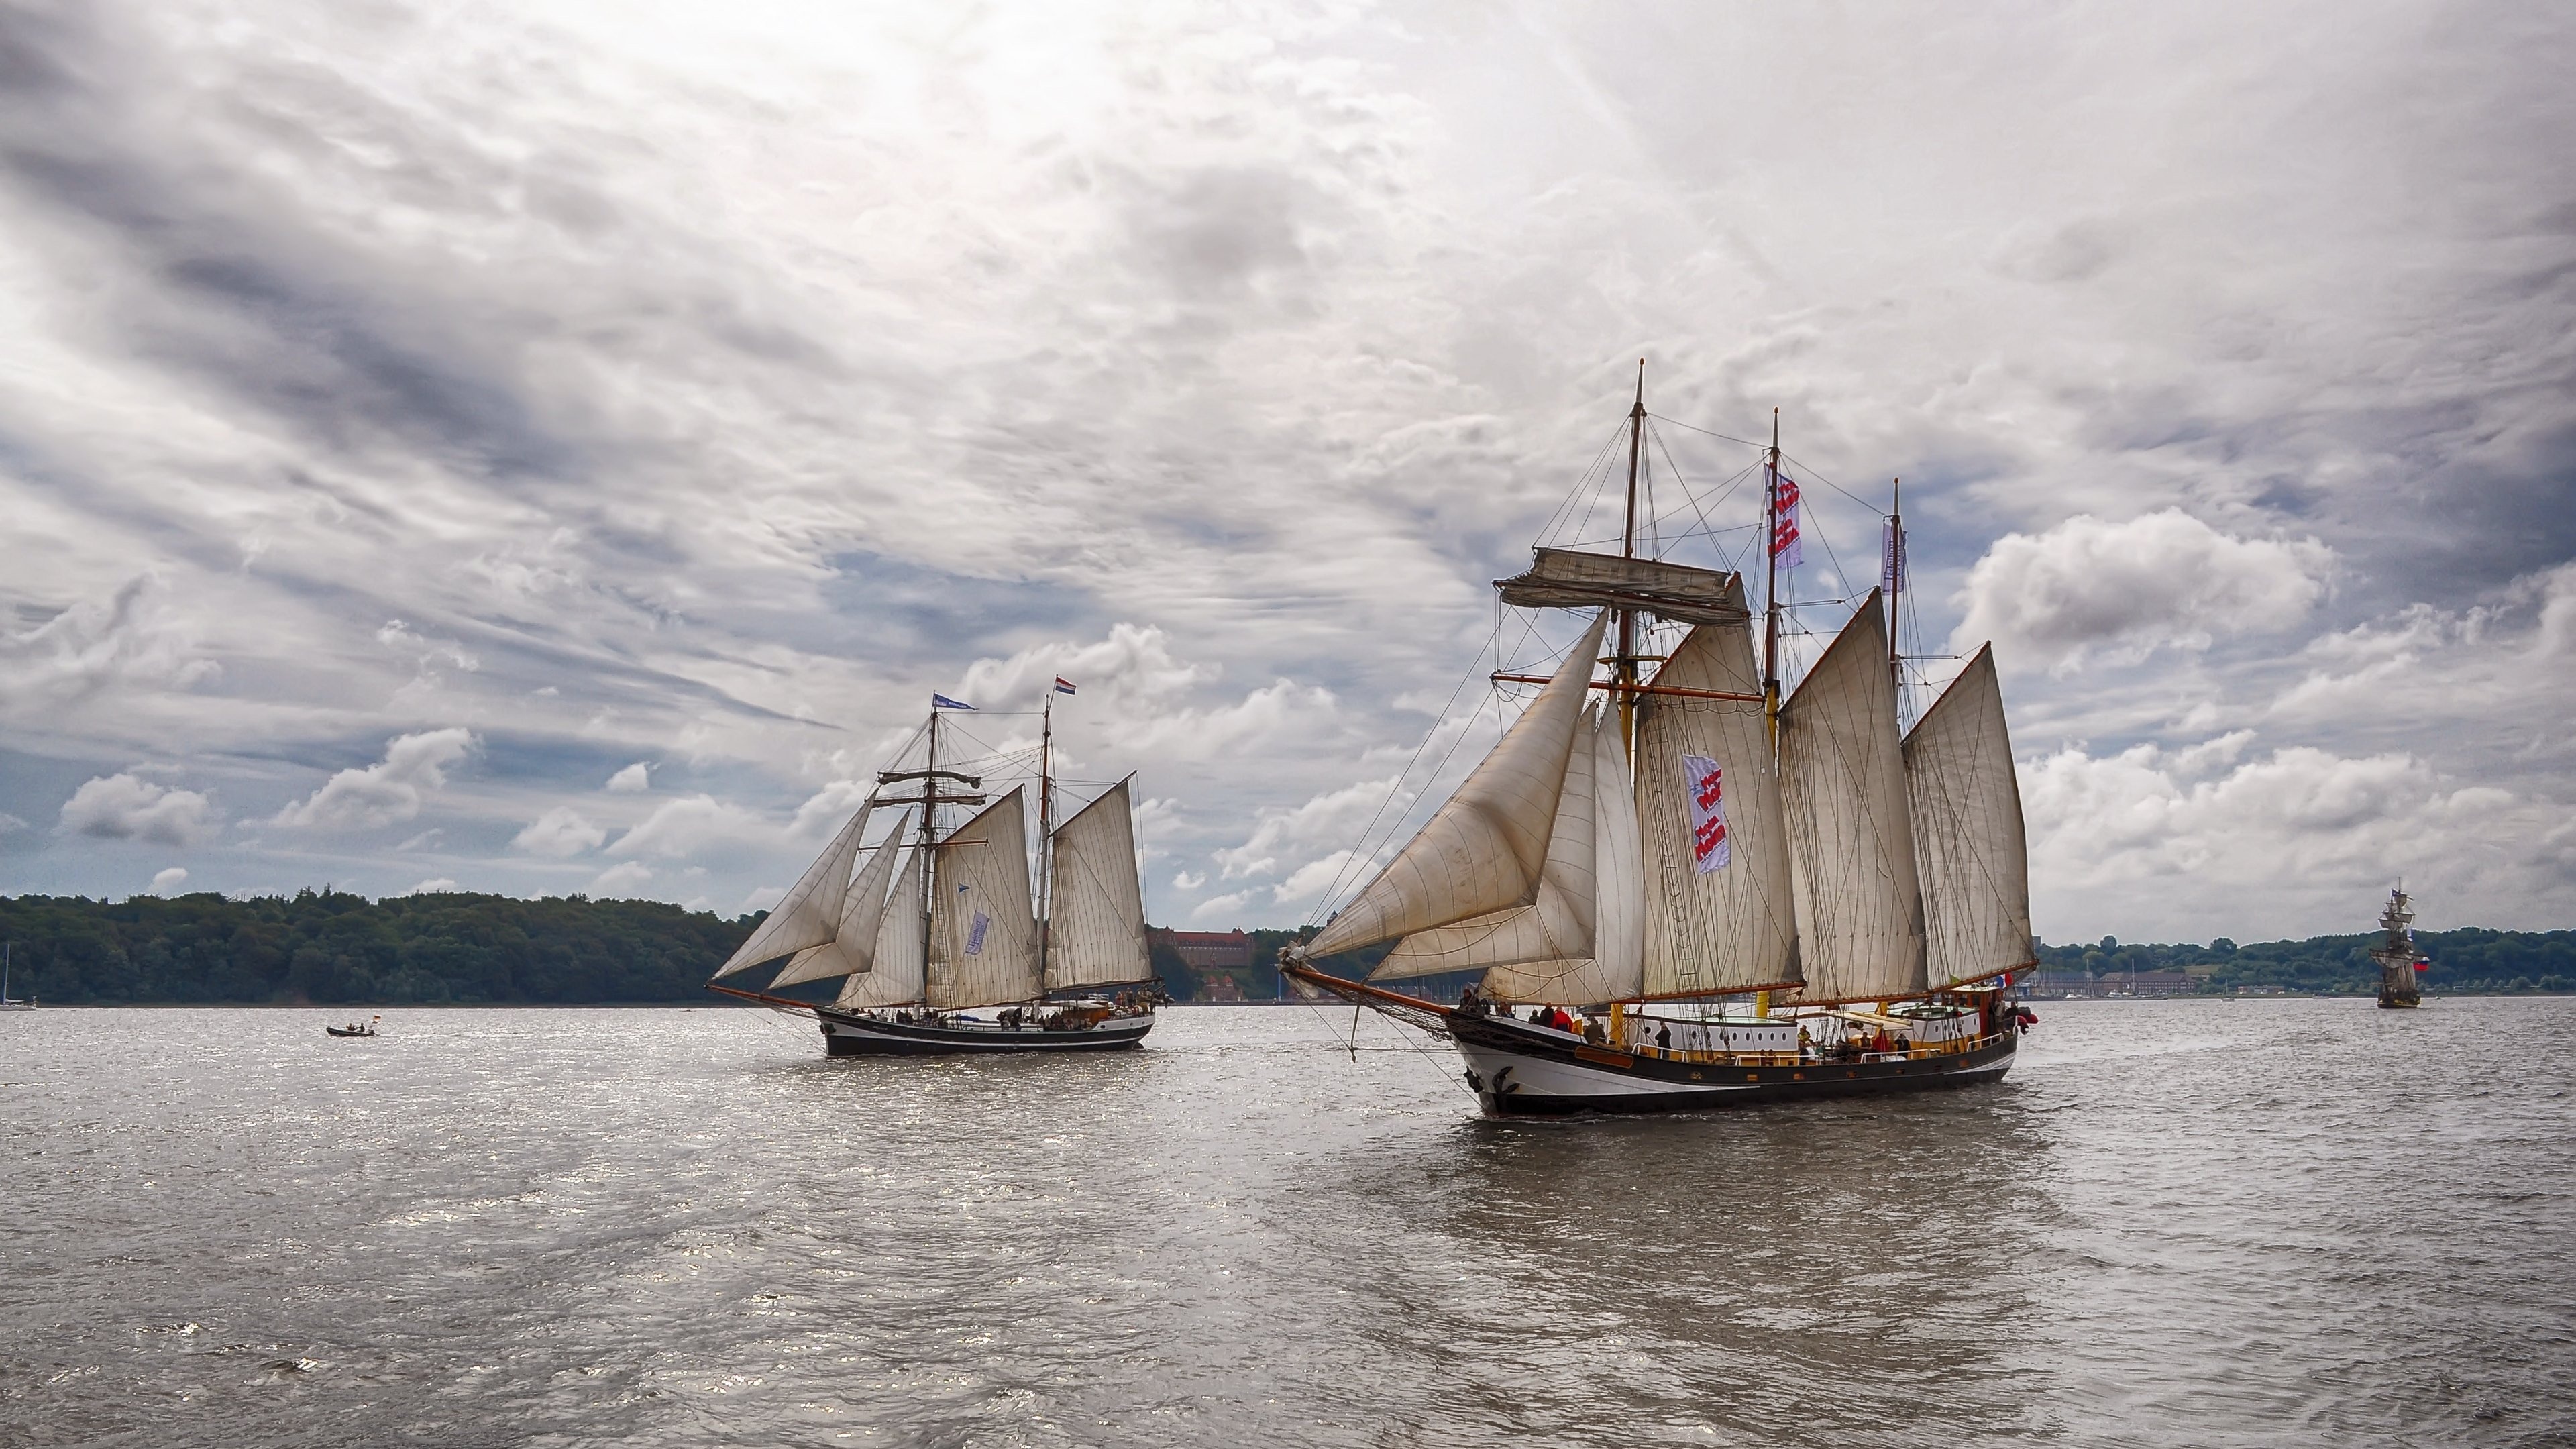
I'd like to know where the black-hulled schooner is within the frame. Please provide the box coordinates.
[1283,373,2039,1115]
[708,694,1159,1054]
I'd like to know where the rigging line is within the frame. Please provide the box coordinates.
[1536,420,1633,551]
[1300,611,1509,926]
[1645,419,1746,575]
[1778,449,1892,515]
[1646,413,1768,451]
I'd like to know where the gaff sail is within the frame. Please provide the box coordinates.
[1045,778,1155,991]
[1780,592,1928,1003]
[927,787,1042,1010]
[1902,645,2035,987]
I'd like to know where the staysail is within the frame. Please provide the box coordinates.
[1902,644,2035,987]
[710,802,871,979]
[1779,592,1927,1003]
[835,845,926,1008]
[1303,613,1609,961]
[1046,778,1155,991]
[1460,706,1647,1004]
[1631,596,1803,998]
[766,814,909,988]
[927,786,1042,1009]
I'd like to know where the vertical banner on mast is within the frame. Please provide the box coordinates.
[1772,478,1804,569]
[1881,517,1907,594]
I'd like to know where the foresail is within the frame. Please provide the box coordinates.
[711,802,871,979]
[837,846,926,1008]
[766,819,907,989]
[1305,613,1607,961]
[1481,706,1646,1005]
[927,786,1042,1009]
[1632,603,1801,996]
[1046,779,1154,991]
[1902,644,2033,987]
[1375,699,1597,984]
[1780,593,1927,1003]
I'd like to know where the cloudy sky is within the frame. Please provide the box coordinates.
[2,0,2571,944]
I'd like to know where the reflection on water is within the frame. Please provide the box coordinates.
[2,1000,2571,1447]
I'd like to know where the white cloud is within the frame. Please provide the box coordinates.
[738,884,785,914]
[1272,849,1357,909]
[511,806,606,857]
[1954,511,2332,672]
[150,866,188,894]
[1190,890,1252,923]
[957,623,1210,712]
[1171,869,1205,890]
[272,729,478,831]
[788,780,871,839]
[591,861,655,896]
[60,773,218,846]
[0,574,219,715]
[405,877,459,895]
[609,794,771,860]
[606,762,651,793]
[1216,777,1403,881]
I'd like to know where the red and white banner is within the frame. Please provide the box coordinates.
[1771,476,1803,569]
[1683,753,1731,873]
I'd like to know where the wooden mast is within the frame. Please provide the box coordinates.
[1756,409,1782,1020]
[1035,690,1054,1004]
[919,704,941,1007]
[1617,360,1646,750]
[1887,476,1903,711]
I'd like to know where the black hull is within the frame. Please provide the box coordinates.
[1449,1010,2018,1118]
[816,1008,1154,1057]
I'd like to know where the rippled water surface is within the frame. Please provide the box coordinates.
[5,999,2573,1446]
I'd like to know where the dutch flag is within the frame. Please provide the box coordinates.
[1054,677,1077,696]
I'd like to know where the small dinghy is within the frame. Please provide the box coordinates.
[325,1015,382,1038]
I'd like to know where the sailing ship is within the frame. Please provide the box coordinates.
[1282,372,2039,1116]
[0,942,31,1010]
[707,689,1161,1054]
[2371,885,2428,1009]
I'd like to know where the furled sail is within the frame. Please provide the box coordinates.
[1780,592,1927,1003]
[710,802,871,979]
[927,786,1042,1009]
[1302,614,1609,961]
[1903,644,2034,987]
[1631,600,1803,998]
[1472,706,1648,1004]
[767,816,909,988]
[1495,549,1750,627]
[835,846,926,1008]
[1046,778,1154,991]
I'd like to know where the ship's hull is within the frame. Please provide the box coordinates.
[815,1007,1154,1056]
[2377,991,2421,1009]
[1448,1010,2017,1117]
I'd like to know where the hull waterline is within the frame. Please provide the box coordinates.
[1450,1009,2017,1117]
[815,1007,1154,1056]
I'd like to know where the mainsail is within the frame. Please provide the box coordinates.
[1902,645,2035,987]
[835,845,926,1008]
[766,818,908,988]
[1780,592,1927,1003]
[1045,778,1154,991]
[1303,613,1609,961]
[711,802,872,978]
[1631,596,1803,998]
[928,786,1042,1009]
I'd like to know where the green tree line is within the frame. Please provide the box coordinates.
[1,889,2566,1004]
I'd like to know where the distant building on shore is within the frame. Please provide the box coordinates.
[1152,928,1256,972]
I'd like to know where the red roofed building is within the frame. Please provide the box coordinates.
[1153,928,1255,971]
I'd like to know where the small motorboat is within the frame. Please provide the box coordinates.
[326,1015,382,1038]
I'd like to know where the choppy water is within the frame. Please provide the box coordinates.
[3,998,2572,1447]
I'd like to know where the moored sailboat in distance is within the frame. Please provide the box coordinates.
[1282,370,2039,1116]
[0,941,32,1010]
[708,688,1161,1055]
[2372,885,2428,1009]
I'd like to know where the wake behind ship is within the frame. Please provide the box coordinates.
[1284,371,2039,1116]
[708,690,1159,1054]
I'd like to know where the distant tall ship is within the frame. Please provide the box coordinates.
[1283,372,2039,1116]
[2371,886,2428,1010]
[708,690,1160,1054]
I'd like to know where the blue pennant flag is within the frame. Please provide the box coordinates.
[931,694,975,710]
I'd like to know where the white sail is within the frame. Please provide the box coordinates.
[710,802,871,979]
[1476,706,1648,1004]
[835,845,926,1008]
[1903,644,2034,988]
[1780,592,1927,1003]
[766,818,908,988]
[1304,613,1607,961]
[927,786,1042,1009]
[1046,778,1154,991]
[1631,604,1802,997]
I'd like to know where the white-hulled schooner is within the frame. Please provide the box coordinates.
[1282,374,2041,1115]
[707,692,1161,1054]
